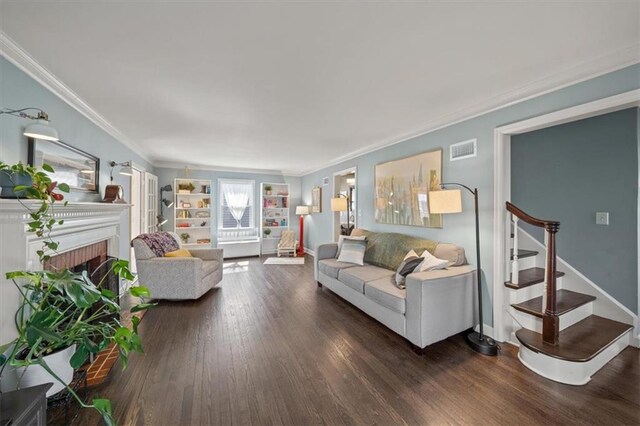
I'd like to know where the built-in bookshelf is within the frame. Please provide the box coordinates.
[174,178,212,248]
[260,182,290,254]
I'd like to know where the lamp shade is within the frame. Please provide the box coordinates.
[157,215,168,226]
[162,198,174,208]
[295,205,310,215]
[331,197,348,212]
[119,163,133,176]
[429,189,462,214]
[160,184,173,192]
[23,119,59,141]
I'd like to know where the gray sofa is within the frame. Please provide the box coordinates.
[132,232,223,300]
[315,229,477,351]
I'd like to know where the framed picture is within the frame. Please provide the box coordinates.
[311,186,322,213]
[374,148,443,228]
[28,138,99,193]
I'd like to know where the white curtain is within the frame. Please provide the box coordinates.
[223,183,250,227]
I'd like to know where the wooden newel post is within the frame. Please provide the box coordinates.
[542,223,560,345]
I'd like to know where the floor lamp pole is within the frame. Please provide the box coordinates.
[466,187,497,356]
[298,214,305,257]
[439,183,497,356]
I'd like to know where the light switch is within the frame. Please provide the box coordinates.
[596,212,609,225]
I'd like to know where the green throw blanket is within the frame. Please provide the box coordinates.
[351,229,438,271]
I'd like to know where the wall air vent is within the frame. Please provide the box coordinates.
[450,138,477,161]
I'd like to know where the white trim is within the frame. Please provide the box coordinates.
[3,29,638,177]
[300,46,640,176]
[518,330,631,386]
[521,228,637,319]
[304,247,316,257]
[492,89,640,343]
[332,167,357,242]
[0,31,152,164]
[154,161,301,177]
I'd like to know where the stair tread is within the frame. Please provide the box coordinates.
[505,267,565,289]
[511,289,596,318]
[510,249,538,260]
[516,315,632,362]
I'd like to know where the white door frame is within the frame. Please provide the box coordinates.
[332,166,358,242]
[492,89,640,343]
[128,162,146,275]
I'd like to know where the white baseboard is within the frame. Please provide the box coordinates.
[304,248,316,257]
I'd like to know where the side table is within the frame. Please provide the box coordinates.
[0,383,52,426]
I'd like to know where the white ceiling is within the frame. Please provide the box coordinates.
[1,2,639,175]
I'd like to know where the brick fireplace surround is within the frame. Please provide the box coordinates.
[0,200,130,389]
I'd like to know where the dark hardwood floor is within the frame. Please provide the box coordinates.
[77,256,640,425]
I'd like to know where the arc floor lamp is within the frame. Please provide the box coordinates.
[429,183,498,356]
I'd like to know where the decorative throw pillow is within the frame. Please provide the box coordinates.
[336,238,368,265]
[164,248,192,258]
[337,235,367,257]
[414,250,449,272]
[394,250,424,289]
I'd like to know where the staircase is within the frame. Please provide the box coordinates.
[505,202,633,385]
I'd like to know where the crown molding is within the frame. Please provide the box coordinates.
[153,160,302,177]
[0,31,153,164]
[2,28,637,177]
[299,43,640,177]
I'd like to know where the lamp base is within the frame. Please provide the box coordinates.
[465,331,498,356]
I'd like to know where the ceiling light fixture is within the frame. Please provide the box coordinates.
[1,107,59,141]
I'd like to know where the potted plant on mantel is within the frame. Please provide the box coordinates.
[0,161,154,425]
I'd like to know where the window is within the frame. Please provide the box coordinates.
[218,179,255,230]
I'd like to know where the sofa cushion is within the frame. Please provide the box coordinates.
[164,248,192,258]
[203,260,221,277]
[338,265,395,294]
[336,238,367,265]
[365,276,407,314]
[318,259,357,279]
[434,243,467,266]
[415,250,449,272]
[394,251,424,289]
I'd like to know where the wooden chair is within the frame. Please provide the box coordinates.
[277,230,298,257]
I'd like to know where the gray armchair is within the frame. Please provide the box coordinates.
[132,232,223,300]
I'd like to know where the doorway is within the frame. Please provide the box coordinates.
[332,167,357,241]
[129,164,145,274]
[492,89,640,343]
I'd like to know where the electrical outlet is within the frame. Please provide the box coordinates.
[596,212,609,225]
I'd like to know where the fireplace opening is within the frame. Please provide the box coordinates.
[44,240,120,314]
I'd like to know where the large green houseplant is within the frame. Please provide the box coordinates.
[0,161,153,425]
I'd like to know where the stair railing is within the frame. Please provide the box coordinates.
[506,202,561,345]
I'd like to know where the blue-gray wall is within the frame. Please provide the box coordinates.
[512,108,638,313]
[301,64,640,324]
[155,167,302,245]
[0,56,154,259]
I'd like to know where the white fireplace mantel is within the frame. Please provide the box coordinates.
[0,200,130,345]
